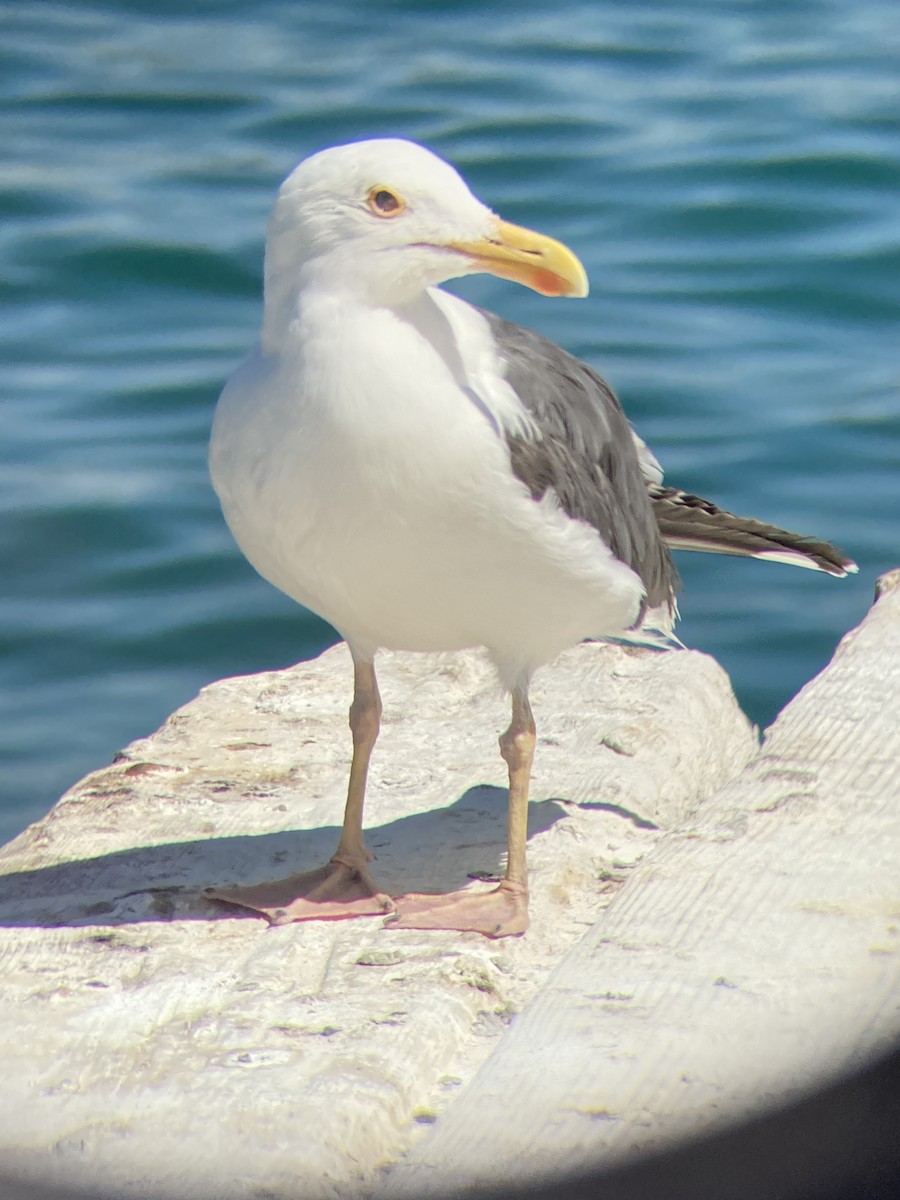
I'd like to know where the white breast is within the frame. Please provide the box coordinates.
[210,289,645,685]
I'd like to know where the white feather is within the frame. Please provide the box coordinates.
[210,140,652,692]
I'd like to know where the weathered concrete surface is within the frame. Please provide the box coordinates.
[2,574,898,1200]
[379,571,900,1196]
[0,640,755,1199]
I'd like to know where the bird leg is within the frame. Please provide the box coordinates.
[207,656,395,925]
[388,687,534,938]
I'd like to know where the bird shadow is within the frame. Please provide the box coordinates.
[0,786,579,931]
[576,800,658,830]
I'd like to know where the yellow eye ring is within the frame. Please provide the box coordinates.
[367,186,405,218]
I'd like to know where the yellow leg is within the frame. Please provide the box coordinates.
[207,653,393,924]
[333,656,382,868]
[499,686,536,892]
[388,685,533,938]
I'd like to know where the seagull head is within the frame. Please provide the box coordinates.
[263,138,588,328]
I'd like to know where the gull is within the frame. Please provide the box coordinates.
[208,138,854,937]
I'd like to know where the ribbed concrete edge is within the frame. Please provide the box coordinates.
[376,569,900,1197]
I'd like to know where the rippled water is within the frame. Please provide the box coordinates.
[2,0,898,842]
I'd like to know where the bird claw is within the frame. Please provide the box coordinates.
[206,860,395,925]
[386,880,529,938]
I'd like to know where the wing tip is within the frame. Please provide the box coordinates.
[751,548,858,577]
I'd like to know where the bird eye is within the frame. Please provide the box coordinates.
[367,187,405,218]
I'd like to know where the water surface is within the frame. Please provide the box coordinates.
[2,0,898,840]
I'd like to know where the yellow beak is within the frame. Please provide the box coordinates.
[449,219,589,299]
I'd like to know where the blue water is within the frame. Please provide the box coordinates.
[2,0,898,843]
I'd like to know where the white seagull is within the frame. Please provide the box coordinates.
[208,138,854,938]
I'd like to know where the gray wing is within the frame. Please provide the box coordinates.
[481,310,675,611]
[650,485,856,576]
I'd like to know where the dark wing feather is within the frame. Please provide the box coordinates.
[481,310,674,611]
[650,485,856,576]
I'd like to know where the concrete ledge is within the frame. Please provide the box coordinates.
[0,574,897,1199]
[381,568,900,1195]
